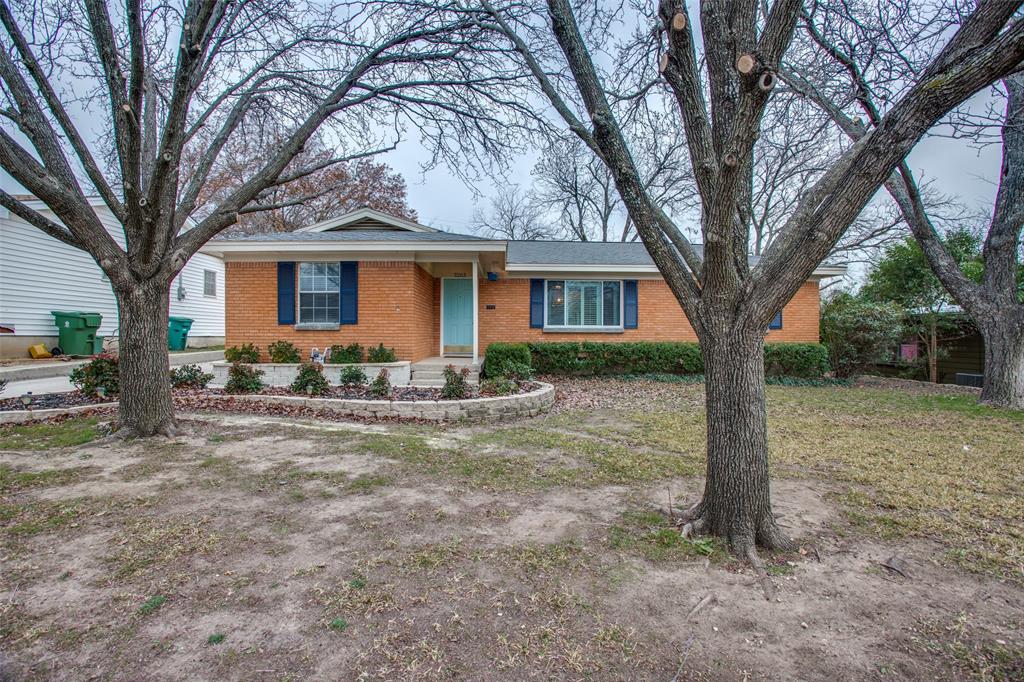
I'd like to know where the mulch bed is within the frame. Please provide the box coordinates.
[0,391,117,412]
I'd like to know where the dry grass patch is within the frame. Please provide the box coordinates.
[0,417,103,450]
[108,514,220,580]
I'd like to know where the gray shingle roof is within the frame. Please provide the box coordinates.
[212,229,489,242]
[506,240,705,266]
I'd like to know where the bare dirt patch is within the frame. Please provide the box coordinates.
[1,382,1022,680]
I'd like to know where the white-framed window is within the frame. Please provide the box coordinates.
[298,262,340,324]
[545,280,622,329]
[203,269,217,297]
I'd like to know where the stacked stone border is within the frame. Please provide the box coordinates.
[0,383,554,425]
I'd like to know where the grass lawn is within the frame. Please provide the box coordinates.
[0,378,1021,680]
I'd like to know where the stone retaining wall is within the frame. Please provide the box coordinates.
[211,361,411,387]
[0,402,116,425]
[0,383,554,425]
[209,382,554,421]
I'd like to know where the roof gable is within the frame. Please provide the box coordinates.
[295,207,436,234]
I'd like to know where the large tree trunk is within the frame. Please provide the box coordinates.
[113,280,177,437]
[688,329,791,556]
[979,317,1024,409]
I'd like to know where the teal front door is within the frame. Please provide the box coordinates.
[442,278,473,355]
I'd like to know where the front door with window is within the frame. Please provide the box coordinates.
[442,278,473,355]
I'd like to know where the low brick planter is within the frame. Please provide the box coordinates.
[207,382,554,422]
[211,361,412,387]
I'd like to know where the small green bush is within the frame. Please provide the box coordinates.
[820,292,905,378]
[328,343,363,364]
[224,343,260,363]
[480,376,517,396]
[763,343,830,378]
[483,343,531,377]
[224,361,264,394]
[170,363,213,389]
[338,365,368,386]
[290,363,330,395]
[267,340,301,363]
[528,341,703,376]
[366,343,397,363]
[440,365,471,400]
[524,341,828,378]
[69,354,120,397]
[368,368,391,398]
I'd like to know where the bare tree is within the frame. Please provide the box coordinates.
[472,185,554,239]
[479,0,1024,562]
[193,131,417,235]
[782,1,1024,408]
[0,0,527,436]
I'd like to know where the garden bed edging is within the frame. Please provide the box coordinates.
[209,381,554,421]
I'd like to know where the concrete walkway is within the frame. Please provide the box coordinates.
[0,349,223,382]
[0,358,220,399]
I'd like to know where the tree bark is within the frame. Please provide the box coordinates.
[690,329,791,554]
[929,319,938,384]
[979,317,1024,408]
[113,279,176,437]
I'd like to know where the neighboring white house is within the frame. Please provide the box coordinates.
[0,197,225,358]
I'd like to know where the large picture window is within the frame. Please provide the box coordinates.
[298,262,340,324]
[545,280,621,329]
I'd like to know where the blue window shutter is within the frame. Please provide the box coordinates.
[769,311,783,330]
[339,261,358,325]
[623,280,638,329]
[277,262,295,325]
[529,279,544,328]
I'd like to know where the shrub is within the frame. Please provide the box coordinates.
[483,342,531,377]
[524,340,828,378]
[290,362,330,395]
[69,354,119,397]
[328,343,363,364]
[368,368,391,398]
[338,365,368,386]
[527,341,703,376]
[366,343,397,363]
[762,343,830,378]
[820,292,905,378]
[480,377,517,396]
[224,361,264,394]
[224,343,260,363]
[170,363,213,389]
[440,365,471,400]
[267,340,301,363]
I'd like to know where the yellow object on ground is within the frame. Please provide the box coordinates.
[28,344,52,359]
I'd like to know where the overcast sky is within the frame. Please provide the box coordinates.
[381,110,1003,238]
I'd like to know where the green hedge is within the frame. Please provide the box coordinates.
[763,343,830,379]
[482,342,532,378]
[508,341,829,378]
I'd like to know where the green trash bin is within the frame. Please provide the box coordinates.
[51,311,103,356]
[168,317,194,351]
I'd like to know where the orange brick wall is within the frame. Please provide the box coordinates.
[225,261,435,361]
[478,278,820,349]
[226,262,821,361]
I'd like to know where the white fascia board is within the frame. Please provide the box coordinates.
[200,240,506,258]
[506,262,848,278]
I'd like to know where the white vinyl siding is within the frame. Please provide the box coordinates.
[545,280,622,330]
[0,203,225,338]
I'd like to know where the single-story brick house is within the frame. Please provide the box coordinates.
[201,207,845,365]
